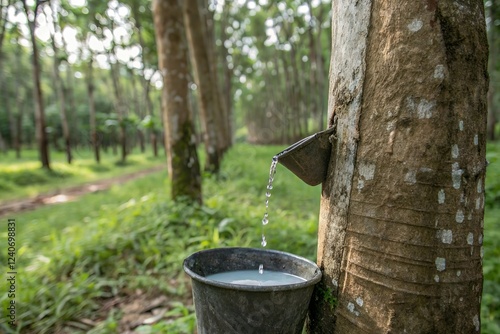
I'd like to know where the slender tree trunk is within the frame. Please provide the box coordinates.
[309,1,488,333]
[183,0,223,173]
[0,130,6,153]
[108,49,127,163]
[15,91,23,159]
[23,1,50,170]
[219,2,234,147]
[130,0,157,155]
[50,4,72,164]
[61,34,78,145]
[0,0,10,70]
[153,0,202,203]
[87,57,100,163]
[201,1,231,152]
[14,41,24,159]
[487,1,497,141]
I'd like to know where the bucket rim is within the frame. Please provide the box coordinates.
[183,247,322,292]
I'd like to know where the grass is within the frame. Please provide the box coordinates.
[0,143,498,333]
[0,147,164,202]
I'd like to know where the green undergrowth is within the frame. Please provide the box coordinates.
[0,148,164,202]
[0,144,320,333]
[0,143,498,333]
[482,141,500,334]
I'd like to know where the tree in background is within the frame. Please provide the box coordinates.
[310,0,488,332]
[487,0,498,140]
[0,0,11,153]
[153,0,202,203]
[48,0,72,164]
[183,0,225,173]
[21,0,50,170]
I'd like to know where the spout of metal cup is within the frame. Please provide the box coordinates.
[275,127,336,186]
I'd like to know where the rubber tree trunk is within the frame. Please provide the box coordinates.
[87,57,100,164]
[23,0,50,170]
[153,0,202,204]
[183,0,223,174]
[308,1,488,333]
[487,1,497,141]
[108,36,127,164]
[50,8,72,164]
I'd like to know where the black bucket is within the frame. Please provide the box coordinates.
[183,247,322,334]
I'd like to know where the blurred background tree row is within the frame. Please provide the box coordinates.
[0,0,498,166]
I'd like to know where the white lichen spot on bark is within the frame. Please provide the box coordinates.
[473,314,480,331]
[438,189,445,204]
[406,97,436,119]
[407,19,423,32]
[438,229,453,244]
[357,179,365,191]
[451,144,459,159]
[433,64,445,79]
[356,297,364,307]
[459,120,464,131]
[404,169,417,184]
[478,234,483,245]
[434,275,440,282]
[452,162,464,189]
[457,270,462,277]
[435,257,446,271]
[359,162,376,180]
[456,209,465,223]
[476,198,481,210]
[467,232,474,245]
[358,162,376,190]
[477,179,483,193]
[419,167,433,173]
[474,134,479,146]
[347,302,355,313]
[481,246,484,259]
[332,279,338,288]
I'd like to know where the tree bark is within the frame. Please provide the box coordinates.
[50,2,72,164]
[153,0,202,203]
[87,57,100,163]
[309,1,488,333]
[108,48,127,163]
[23,0,50,170]
[487,1,497,141]
[182,0,222,173]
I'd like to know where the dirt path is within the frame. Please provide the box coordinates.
[0,165,165,218]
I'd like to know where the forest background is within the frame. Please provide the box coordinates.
[0,0,499,333]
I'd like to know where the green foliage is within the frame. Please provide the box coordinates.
[0,148,163,201]
[482,141,500,334]
[0,143,499,333]
[486,142,500,208]
[315,282,338,311]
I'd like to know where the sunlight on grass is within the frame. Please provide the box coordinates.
[0,148,165,202]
